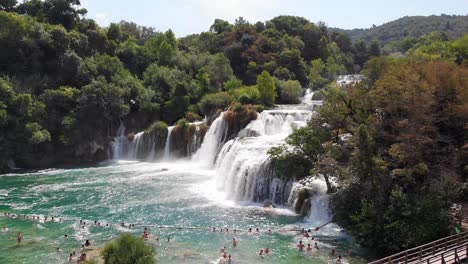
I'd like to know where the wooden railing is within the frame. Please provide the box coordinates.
[369,231,468,264]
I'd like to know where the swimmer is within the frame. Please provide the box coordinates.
[256,228,260,232]
[68,253,73,262]
[51,217,55,222]
[265,247,270,254]
[2,226,8,232]
[306,244,312,252]
[314,242,319,250]
[85,239,91,247]
[223,252,227,259]
[81,245,85,252]
[233,229,237,234]
[56,247,61,252]
[248,228,252,233]
[167,237,170,243]
[258,249,264,256]
[120,222,125,227]
[64,234,68,239]
[17,232,23,245]
[303,231,310,238]
[330,248,336,257]
[297,240,305,251]
[212,227,216,232]
[232,238,237,248]
[220,246,226,253]
[226,228,229,233]
[228,255,232,264]
[336,255,342,264]
[268,229,271,234]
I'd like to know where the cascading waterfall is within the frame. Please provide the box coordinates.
[214,109,311,203]
[163,126,175,160]
[191,112,228,167]
[111,122,128,160]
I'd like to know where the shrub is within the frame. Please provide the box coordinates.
[231,86,261,104]
[145,121,168,134]
[102,233,156,264]
[186,112,202,122]
[278,80,302,104]
[198,92,232,116]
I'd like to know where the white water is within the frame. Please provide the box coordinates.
[162,126,175,160]
[111,89,331,224]
[191,112,228,167]
[111,122,128,160]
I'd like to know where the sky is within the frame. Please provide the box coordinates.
[79,0,468,37]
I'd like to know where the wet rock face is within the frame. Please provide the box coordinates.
[295,189,312,214]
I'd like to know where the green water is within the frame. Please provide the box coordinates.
[0,161,365,263]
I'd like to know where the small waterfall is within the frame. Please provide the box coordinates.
[128,132,144,159]
[163,126,175,160]
[111,122,129,160]
[192,113,228,167]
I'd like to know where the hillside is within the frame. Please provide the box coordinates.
[333,14,468,44]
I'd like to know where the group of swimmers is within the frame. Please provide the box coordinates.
[2,211,348,263]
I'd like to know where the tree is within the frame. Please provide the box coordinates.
[277,80,302,104]
[210,19,232,34]
[102,233,156,264]
[308,58,328,90]
[0,0,17,11]
[256,71,276,106]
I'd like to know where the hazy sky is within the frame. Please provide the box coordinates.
[79,0,468,37]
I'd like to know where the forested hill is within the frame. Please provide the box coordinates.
[333,15,468,50]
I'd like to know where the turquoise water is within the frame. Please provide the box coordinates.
[0,161,365,264]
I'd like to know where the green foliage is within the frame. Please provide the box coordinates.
[231,86,260,104]
[145,121,167,134]
[198,92,232,116]
[308,59,328,90]
[276,80,302,104]
[102,233,156,264]
[256,71,276,106]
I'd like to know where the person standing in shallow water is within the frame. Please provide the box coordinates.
[16,232,22,245]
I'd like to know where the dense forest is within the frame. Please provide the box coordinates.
[333,14,468,54]
[0,0,385,172]
[269,37,468,254]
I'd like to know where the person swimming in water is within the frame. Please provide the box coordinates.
[85,240,91,247]
[232,238,237,248]
[2,226,8,232]
[297,240,305,251]
[336,255,342,264]
[314,242,319,250]
[258,249,264,257]
[228,255,232,264]
[265,247,270,254]
[307,244,312,252]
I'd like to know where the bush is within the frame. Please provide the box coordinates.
[198,92,232,116]
[186,111,202,122]
[145,121,168,134]
[278,80,302,104]
[102,233,156,264]
[231,86,261,104]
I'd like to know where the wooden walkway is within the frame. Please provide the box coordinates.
[368,231,468,264]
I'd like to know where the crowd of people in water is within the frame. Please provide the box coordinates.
[2,212,348,263]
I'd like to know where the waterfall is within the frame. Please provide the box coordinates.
[191,113,228,167]
[111,122,128,160]
[214,109,311,202]
[163,126,175,160]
